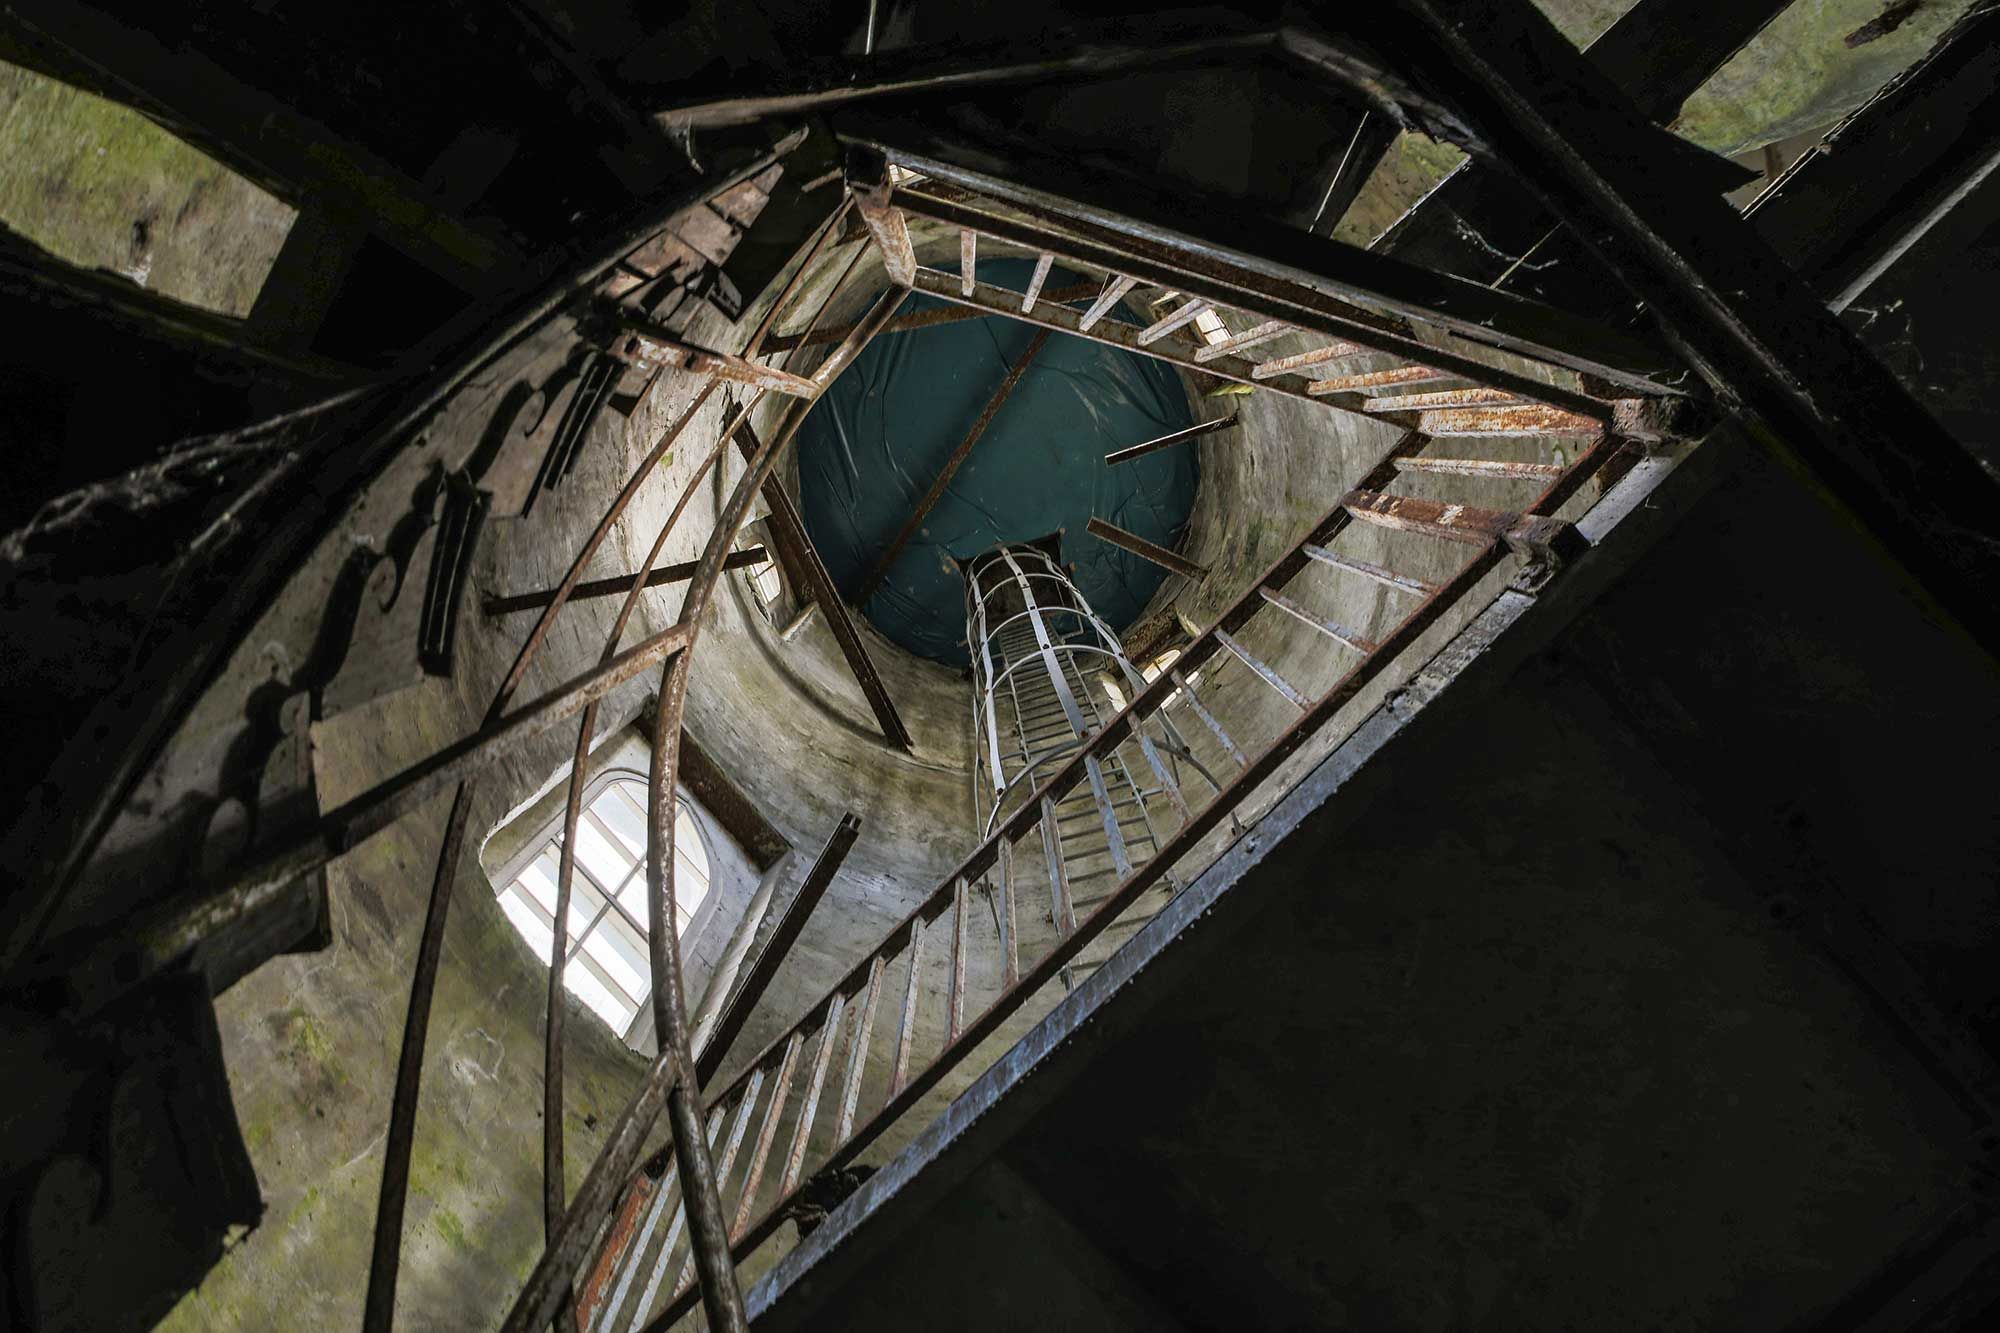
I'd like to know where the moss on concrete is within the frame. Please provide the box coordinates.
[0,60,293,315]
[1334,132,1467,249]
[1678,0,1980,156]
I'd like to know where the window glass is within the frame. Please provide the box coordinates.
[494,775,713,1038]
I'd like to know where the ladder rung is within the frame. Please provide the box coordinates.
[1364,387,1520,413]
[1301,544,1436,595]
[1193,319,1289,363]
[1135,297,1210,346]
[1308,364,1451,395]
[1249,341,1365,380]
[1214,629,1310,710]
[1419,404,1600,437]
[1391,456,1566,480]
[1258,587,1376,654]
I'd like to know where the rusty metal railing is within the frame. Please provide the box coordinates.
[578,402,1642,1330]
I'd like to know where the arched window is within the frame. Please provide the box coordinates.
[494,774,711,1037]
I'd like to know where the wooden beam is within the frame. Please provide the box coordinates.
[1085,516,1207,580]
[695,813,862,1088]
[857,329,1051,602]
[653,25,1280,129]
[1104,414,1237,465]
[483,548,767,616]
[1375,0,1792,305]
[732,419,915,752]
[1744,4,2000,311]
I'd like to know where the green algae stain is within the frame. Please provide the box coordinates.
[434,1206,471,1252]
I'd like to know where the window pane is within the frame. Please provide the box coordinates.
[617,873,652,931]
[499,890,555,963]
[583,916,651,1003]
[595,782,649,860]
[573,815,633,894]
[567,877,608,939]
[516,847,561,914]
[564,962,635,1034]
[675,809,710,888]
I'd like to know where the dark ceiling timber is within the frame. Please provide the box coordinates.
[653,21,1283,130]
[2,1,522,292]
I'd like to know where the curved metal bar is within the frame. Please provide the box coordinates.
[538,187,855,1296]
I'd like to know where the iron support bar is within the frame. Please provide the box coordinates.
[858,328,1052,601]
[908,267,1348,410]
[51,618,693,1019]
[847,148,916,286]
[697,813,863,1088]
[733,419,915,751]
[484,548,767,615]
[761,281,1098,352]
[859,128,1685,400]
[1086,516,1207,580]
[1105,414,1237,465]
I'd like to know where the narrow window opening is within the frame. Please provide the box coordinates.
[494,774,711,1039]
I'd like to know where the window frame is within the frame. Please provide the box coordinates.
[490,768,716,1041]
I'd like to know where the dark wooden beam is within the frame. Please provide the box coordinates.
[482,548,767,616]
[1585,0,1798,124]
[1379,0,2000,652]
[695,812,862,1088]
[630,705,791,873]
[1085,516,1208,580]
[856,329,1051,603]
[1105,414,1238,465]
[851,121,1689,399]
[732,420,915,752]
[0,228,363,384]
[653,25,1280,130]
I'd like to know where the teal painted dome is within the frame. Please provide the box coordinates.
[795,259,1198,665]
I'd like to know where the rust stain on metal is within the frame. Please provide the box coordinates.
[575,1174,655,1330]
[1250,339,1364,379]
[1420,403,1599,436]
[1309,363,1449,393]
[1364,386,1519,413]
